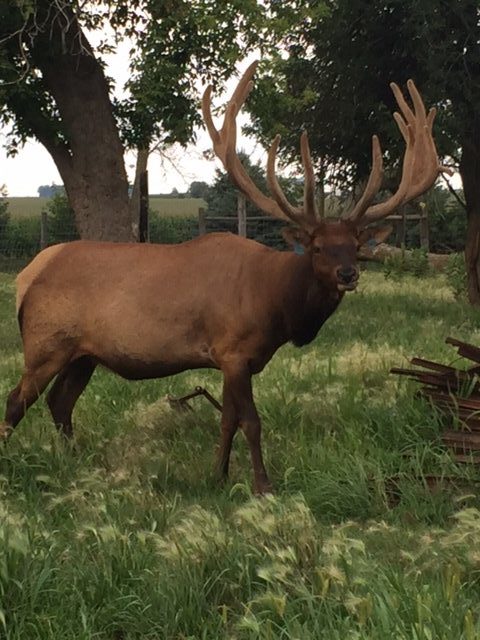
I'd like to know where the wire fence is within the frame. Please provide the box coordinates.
[0,192,430,273]
[0,200,287,273]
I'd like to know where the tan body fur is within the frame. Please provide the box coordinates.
[18,234,336,378]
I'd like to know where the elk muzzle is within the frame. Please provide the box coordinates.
[336,266,359,292]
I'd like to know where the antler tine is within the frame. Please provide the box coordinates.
[300,132,320,222]
[203,61,322,228]
[227,61,258,121]
[201,64,257,166]
[344,135,384,223]
[222,104,292,221]
[266,135,307,225]
[355,79,448,228]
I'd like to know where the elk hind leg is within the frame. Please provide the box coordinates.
[46,356,96,439]
[1,357,70,440]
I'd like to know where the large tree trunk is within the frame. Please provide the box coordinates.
[460,138,480,305]
[28,6,135,241]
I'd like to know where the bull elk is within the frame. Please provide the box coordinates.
[1,62,449,493]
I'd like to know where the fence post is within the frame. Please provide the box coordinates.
[419,202,429,251]
[40,210,48,250]
[238,193,247,238]
[394,207,407,247]
[139,170,149,243]
[198,207,207,235]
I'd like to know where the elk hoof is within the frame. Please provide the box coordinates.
[0,422,12,441]
[255,480,274,496]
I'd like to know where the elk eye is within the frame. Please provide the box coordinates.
[313,246,322,254]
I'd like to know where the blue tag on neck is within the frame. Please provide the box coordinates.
[293,242,305,255]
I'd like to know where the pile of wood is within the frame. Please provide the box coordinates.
[391,337,480,463]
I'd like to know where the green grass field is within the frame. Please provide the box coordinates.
[5,197,206,219]
[1,269,480,638]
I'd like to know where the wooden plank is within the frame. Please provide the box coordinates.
[409,358,458,374]
[452,454,480,464]
[390,367,463,391]
[445,337,480,364]
[442,430,480,448]
[420,390,480,411]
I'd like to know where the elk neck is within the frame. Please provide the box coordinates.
[274,251,344,348]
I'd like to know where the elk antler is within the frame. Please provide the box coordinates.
[202,61,320,230]
[345,79,452,227]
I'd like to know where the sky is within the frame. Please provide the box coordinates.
[0,37,262,198]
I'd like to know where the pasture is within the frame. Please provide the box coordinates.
[4,197,206,220]
[1,268,480,638]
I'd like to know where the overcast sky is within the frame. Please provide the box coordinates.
[0,38,261,197]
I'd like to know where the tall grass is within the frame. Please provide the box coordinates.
[1,269,480,638]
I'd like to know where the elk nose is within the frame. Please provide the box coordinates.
[337,267,357,284]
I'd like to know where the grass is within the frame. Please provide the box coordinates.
[5,197,206,220]
[1,268,480,638]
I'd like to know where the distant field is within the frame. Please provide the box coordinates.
[6,197,49,219]
[148,196,206,218]
[4,196,207,219]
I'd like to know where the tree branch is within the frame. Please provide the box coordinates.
[441,173,466,210]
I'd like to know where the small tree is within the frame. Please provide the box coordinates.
[44,193,79,245]
[0,185,10,255]
[206,152,302,217]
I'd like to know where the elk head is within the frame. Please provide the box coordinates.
[202,61,451,293]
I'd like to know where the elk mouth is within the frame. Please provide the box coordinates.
[337,280,358,292]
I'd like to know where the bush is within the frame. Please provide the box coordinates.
[0,189,9,239]
[0,217,41,258]
[444,252,467,299]
[383,247,431,280]
[149,214,198,244]
[44,193,79,244]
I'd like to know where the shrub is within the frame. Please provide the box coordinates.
[0,188,9,239]
[383,247,431,280]
[444,252,467,299]
[149,214,198,244]
[44,193,79,244]
[1,217,41,258]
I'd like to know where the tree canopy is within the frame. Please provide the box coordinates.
[0,0,271,239]
[248,0,480,301]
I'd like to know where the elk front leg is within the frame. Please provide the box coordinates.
[222,363,272,494]
[216,384,239,482]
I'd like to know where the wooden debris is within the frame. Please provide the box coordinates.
[391,337,480,464]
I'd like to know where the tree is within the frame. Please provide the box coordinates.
[188,181,209,199]
[37,184,65,198]
[206,152,302,217]
[0,0,267,241]
[0,185,9,239]
[249,0,480,302]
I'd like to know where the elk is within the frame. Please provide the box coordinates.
[1,62,449,493]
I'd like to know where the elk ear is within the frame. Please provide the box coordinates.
[357,225,393,248]
[282,227,312,249]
